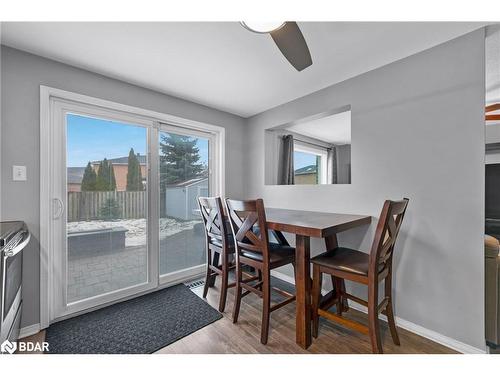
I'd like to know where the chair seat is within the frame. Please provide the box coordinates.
[311,247,371,276]
[241,243,295,266]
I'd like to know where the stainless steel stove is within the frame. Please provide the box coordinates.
[0,221,30,344]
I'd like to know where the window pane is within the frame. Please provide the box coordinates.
[159,131,209,275]
[66,114,148,303]
[294,150,320,185]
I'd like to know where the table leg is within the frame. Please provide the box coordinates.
[324,234,349,312]
[295,234,311,349]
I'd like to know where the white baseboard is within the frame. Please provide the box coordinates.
[347,301,486,354]
[19,323,41,339]
[271,270,486,354]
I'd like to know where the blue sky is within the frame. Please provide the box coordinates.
[66,114,208,167]
[294,150,317,170]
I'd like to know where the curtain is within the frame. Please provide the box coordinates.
[327,147,337,184]
[278,135,295,185]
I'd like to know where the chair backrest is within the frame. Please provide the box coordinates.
[369,198,409,275]
[225,198,271,263]
[198,196,229,250]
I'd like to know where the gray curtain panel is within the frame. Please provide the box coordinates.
[327,147,337,184]
[278,135,295,185]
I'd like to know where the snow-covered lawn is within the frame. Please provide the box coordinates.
[67,218,199,247]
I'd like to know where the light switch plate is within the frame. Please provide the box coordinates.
[13,165,27,181]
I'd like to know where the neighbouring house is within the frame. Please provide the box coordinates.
[67,154,147,192]
[67,167,86,192]
[92,154,147,192]
[294,165,318,184]
[165,177,208,220]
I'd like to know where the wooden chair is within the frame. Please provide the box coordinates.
[198,196,239,312]
[311,198,409,353]
[225,198,296,344]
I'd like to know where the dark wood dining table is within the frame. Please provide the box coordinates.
[265,208,372,349]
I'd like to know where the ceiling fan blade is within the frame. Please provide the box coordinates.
[270,22,312,71]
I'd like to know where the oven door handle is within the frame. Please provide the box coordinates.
[4,232,31,258]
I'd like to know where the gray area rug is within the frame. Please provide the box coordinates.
[45,284,222,354]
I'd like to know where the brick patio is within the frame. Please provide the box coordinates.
[68,228,206,302]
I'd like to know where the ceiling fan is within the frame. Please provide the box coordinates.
[241,21,312,72]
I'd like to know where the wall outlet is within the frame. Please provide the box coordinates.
[13,165,27,181]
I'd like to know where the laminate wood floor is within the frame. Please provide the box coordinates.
[158,279,456,354]
[20,277,456,354]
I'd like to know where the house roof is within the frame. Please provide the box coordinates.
[167,177,208,188]
[91,154,146,165]
[295,165,317,175]
[67,167,86,184]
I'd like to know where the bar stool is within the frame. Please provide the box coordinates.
[311,198,409,353]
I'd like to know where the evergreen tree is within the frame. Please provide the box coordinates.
[159,134,204,186]
[126,148,143,191]
[95,159,107,191]
[95,158,116,191]
[80,162,97,191]
[110,164,117,191]
[99,198,121,220]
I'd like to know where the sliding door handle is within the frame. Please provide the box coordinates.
[52,198,64,219]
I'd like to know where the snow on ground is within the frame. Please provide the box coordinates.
[67,218,199,247]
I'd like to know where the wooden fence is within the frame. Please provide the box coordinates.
[67,191,146,222]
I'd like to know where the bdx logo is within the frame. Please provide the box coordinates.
[0,340,17,354]
[1,339,49,354]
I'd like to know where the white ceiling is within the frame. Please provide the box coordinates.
[0,22,486,117]
[286,110,351,144]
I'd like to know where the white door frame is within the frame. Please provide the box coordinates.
[40,86,225,329]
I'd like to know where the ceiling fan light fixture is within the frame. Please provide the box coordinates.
[240,21,286,34]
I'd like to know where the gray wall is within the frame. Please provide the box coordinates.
[244,30,486,349]
[0,46,246,328]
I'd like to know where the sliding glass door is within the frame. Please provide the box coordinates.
[158,125,213,283]
[46,93,221,323]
